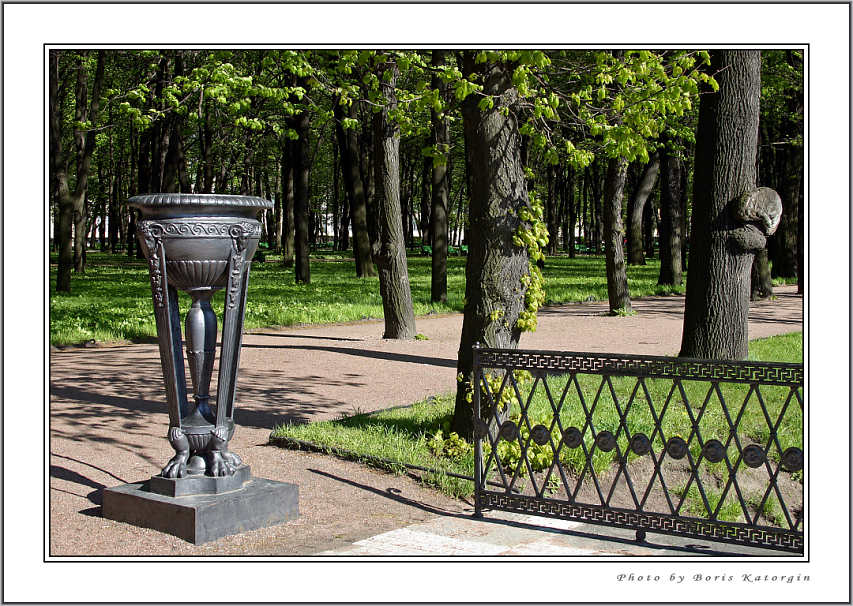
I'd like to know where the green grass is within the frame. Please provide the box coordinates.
[49,250,686,346]
[271,332,803,505]
[271,394,474,498]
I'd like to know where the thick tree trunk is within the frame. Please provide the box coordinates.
[373,60,416,339]
[627,156,660,265]
[335,100,376,277]
[452,54,530,438]
[657,146,683,286]
[293,112,311,284]
[603,156,632,313]
[680,50,775,360]
[430,50,450,303]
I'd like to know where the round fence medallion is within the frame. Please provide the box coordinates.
[742,444,766,468]
[666,436,688,460]
[562,427,583,449]
[702,439,725,463]
[781,447,804,472]
[473,419,489,439]
[630,433,651,456]
[596,431,617,452]
[531,425,551,446]
[499,421,518,442]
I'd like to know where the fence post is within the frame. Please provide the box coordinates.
[472,342,483,519]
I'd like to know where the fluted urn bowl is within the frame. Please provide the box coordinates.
[129,194,270,293]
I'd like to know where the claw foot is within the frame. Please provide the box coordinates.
[161,452,189,478]
[206,450,235,477]
[161,426,190,478]
[222,449,243,468]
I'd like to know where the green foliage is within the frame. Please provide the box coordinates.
[427,430,472,459]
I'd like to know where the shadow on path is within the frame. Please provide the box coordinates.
[307,468,743,556]
[241,343,457,369]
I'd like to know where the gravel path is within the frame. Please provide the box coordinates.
[48,286,802,556]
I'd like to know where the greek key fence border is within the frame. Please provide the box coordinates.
[477,491,804,554]
[474,346,803,387]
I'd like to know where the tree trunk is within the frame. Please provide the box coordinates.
[372,60,416,339]
[750,248,773,300]
[281,139,296,267]
[796,177,804,294]
[680,160,689,271]
[680,50,775,360]
[566,166,577,257]
[657,146,683,286]
[420,155,432,245]
[334,99,376,277]
[643,191,657,258]
[546,165,558,256]
[361,112,379,253]
[603,156,632,313]
[293,112,311,283]
[770,148,801,279]
[591,160,603,254]
[49,52,74,291]
[627,156,660,265]
[452,53,530,438]
[430,50,450,303]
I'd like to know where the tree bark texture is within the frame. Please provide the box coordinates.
[770,147,801,279]
[627,156,660,265]
[452,54,530,438]
[281,139,296,266]
[430,50,450,304]
[334,99,376,277]
[657,147,684,286]
[293,111,311,283]
[372,60,417,339]
[680,50,772,360]
[603,156,632,313]
[750,248,773,300]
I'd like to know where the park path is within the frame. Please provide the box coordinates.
[47,286,802,556]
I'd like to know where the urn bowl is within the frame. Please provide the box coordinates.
[129,194,272,292]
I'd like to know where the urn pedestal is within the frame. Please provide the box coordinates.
[102,194,298,544]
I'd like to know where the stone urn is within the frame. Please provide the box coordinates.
[128,193,272,491]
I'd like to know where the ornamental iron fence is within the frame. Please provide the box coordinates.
[471,345,805,554]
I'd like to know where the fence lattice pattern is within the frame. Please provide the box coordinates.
[472,346,805,553]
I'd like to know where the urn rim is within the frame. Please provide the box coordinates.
[129,193,273,214]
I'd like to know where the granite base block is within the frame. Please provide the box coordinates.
[102,477,299,545]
